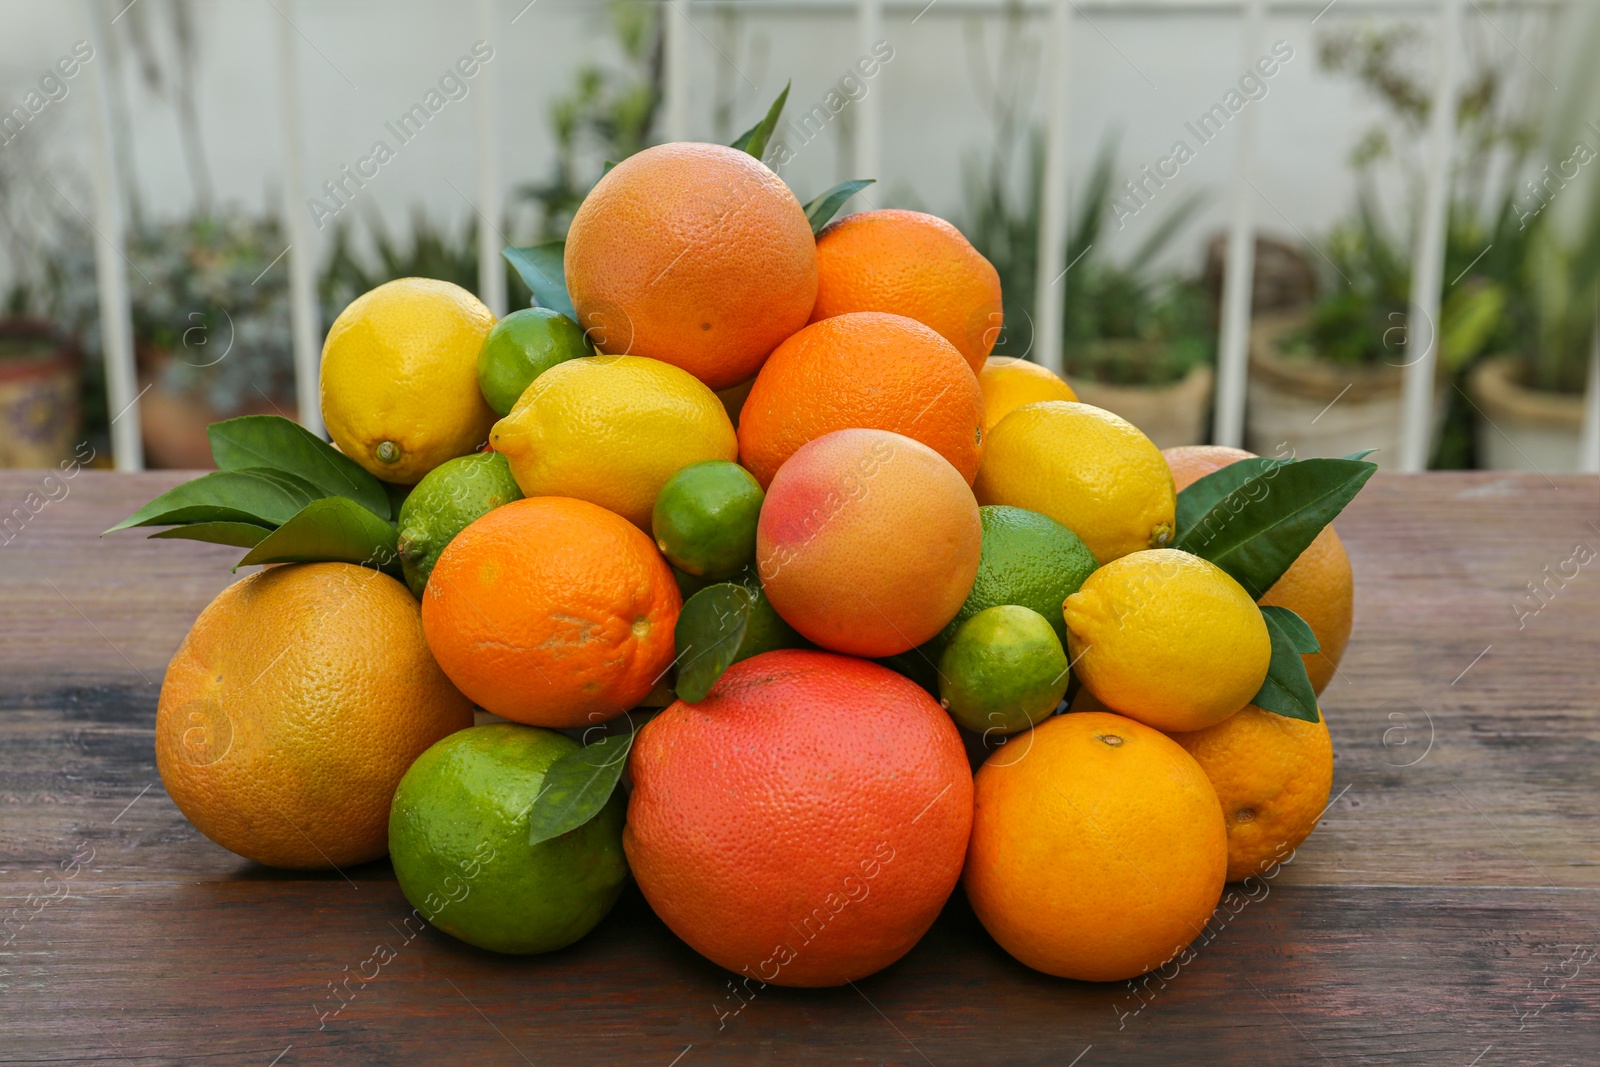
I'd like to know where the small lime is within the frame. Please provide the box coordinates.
[477,307,594,416]
[652,460,764,580]
[397,451,523,596]
[938,605,1069,736]
[934,505,1098,654]
[388,723,627,955]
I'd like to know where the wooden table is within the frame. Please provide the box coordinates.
[2,471,1596,1066]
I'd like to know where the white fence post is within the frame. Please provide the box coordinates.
[1213,0,1265,449]
[855,0,883,182]
[664,0,691,142]
[477,0,507,317]
[1398,0,1464,472]
[275,0,324,437]
[82,0,142,470]
[1033,0,1071,377]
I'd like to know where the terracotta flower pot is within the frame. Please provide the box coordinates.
[1246,310,1444,466]
[0,319,80,469]
[1468,354,1586,473]
[1065,339,1214,450]
[138,347,297,469]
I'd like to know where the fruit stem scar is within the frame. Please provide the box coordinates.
[1149,522,1173,548]
[376,441,401,464]
[1097,733,1124,747]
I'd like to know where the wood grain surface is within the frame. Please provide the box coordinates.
[1,471,1596,1065]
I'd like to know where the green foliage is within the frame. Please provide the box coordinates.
[527,731,635,847]
[107,415,402,577]
[320,211,531,321]
[805,180,875,234]
[730,82,790,159]
[1251,606,1322,723]
[514,1,664,241]
[1173,455,1377,599]
[961,131,1215,385]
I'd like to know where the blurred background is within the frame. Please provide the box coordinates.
[0,0,1594,474]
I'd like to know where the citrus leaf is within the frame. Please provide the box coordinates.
[1341,449,1378,462]
[235,497,399,570]
[208,415,390,519]
[147,522,272,548]
[673,582,751,703]
[1173,457,1376,599]
[104,470,319,533]
[804,179,875,234]
[503,241,574,319]
[1250,606,1321,722]
[1260,605,1319,654]
[729,81,789,160]
[527,731,633,848]
[231,467,326,508]
[1173,456,1288,537]
[602,159,619,175]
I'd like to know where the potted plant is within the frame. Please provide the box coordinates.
[1252,20,1543,465]
[963,134,1215,447]
[51,212,301,468]
[1468,221,1592,471]
[0,311,79,468]
[0,101,83,468]
[1465,7,1600,472]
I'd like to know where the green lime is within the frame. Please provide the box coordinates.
[937,605,1069,736]
[388,723,628,955]
[477,307,594,416]
[397,451,523,596]
[652,460,764,580]
[933,505,1098,655]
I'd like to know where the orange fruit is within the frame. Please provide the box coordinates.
[420,497,680,728]
[737,312,985,488]
[155,563,473,869]
[1163,445,1353,693]
[979,356,1077,433]
[811,209,1002,373]
[1169,705,1334,882]
[757,429,982,658]
[965,711,1227,982]
[564,142,817,390]
[626,649,973,987]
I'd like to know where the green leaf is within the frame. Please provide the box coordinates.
[602,159,619,175]
[231,467,327,507]
[148,522,272,548]
[527,731,633,848]
[1250,606,1321,722]
[1341,449,1378,462]
[1173,458,1377,599]
[1260,605,1319,654]
[1174,457,1289,537]
[235,497,399,570]
[104,471,321,533]
[673,582,752,703]
[804,179,875,234]
[729,81,790,160]
[503,241,575,320]
[208,415,391,520]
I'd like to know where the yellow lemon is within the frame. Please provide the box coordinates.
[1169,705,1334,882]
[491,354,738,529]
[973,401,1174,565]
[978,356,1076,433]
[321,278,497,484]
[1063,549,1269,732]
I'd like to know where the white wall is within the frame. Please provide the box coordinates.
[0,0,1561,289]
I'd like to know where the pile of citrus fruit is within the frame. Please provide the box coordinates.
[116,101,1372,988]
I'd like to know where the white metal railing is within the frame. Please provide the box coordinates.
[78,0,1599,474]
